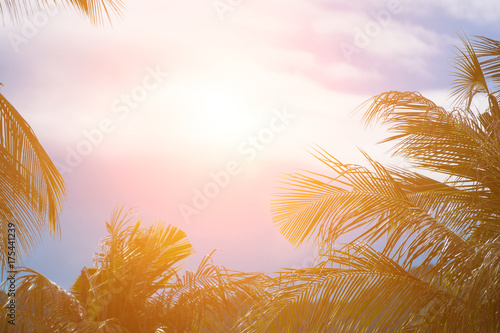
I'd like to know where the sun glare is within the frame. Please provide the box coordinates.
[189,85,249,139]
[165,63,264,146]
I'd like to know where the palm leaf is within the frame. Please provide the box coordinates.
[0,0,124,25]
[3,267,85,332]
[74,206,194,332]
[268,36,500,331]
[157,251,269,332]
[241,245,460,333]
[0,93,65,274]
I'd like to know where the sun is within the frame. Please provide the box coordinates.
[166,63,264,146]
[188,83,250,140]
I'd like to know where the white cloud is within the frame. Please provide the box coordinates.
[325,62,381,81]
[311,10,372,35]
[405,0,500,23]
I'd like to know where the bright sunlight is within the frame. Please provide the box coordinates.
[167,63,263,146]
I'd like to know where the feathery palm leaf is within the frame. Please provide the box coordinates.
[0,0,124,25]
[452,35,500,117]
[2,207,270,332]
[264,35,500,332]
[2,267,128,332]
[156,251,269,332]
[241,245,465,333]
[69,206,193,332]
[3,267,84,332]
[0,93,65,274]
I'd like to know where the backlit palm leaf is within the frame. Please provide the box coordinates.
[70,206,194,332]
[3,207,270,332]
[263,35,500,332]
[0,0,124,25]
[241,245,465,332]
[0,94,65,273]
[156,251,269,332]
[3,267,84,332]
[5,267,128,332]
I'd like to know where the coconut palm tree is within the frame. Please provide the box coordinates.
[0,0,124,25]
[7,207,267,332]
[239,35,500,332]
[0,93,65,274]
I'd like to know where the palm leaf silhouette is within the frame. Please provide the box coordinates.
[244,35,500,332]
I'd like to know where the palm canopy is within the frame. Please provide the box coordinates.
[153,252,269,332]
[5,207,268,332]
[0,93,65,273]
[71,207,194,332]
[0,0,124,25]
[241,35,500,332]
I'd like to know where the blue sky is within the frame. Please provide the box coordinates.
[1,0,499,289]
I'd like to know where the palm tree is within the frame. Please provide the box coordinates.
[0,0,124,25]
[7,207,267,332]
[0,93,65,273]
[240,35,500,332]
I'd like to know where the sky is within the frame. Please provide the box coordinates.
[1,0,499,290]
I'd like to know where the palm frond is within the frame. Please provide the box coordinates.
[360,90,500,212]
[241,245,460,333]
[71,206,194,332]
[1,267,130,332]
[3,267,85,332]
[0,0,124,25]
[273,148,474,272]
[269,34,500,333]
[450,34,491,109]
[470,35,500,118]
[0,94,65,274]
[157,251,269,332]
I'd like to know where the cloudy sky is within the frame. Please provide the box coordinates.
[1,0,499,289]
